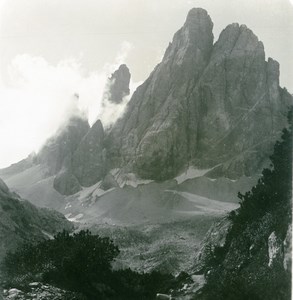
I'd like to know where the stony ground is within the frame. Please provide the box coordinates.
[3,282,83,300]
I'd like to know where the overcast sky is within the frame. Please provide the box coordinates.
[0,0,292,168]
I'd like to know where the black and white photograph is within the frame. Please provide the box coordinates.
[0,0,292,299]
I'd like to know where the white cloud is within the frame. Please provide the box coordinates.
[0,41,137,168]
[115,41,134,67]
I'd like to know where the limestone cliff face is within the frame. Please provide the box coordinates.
[109,8,292,180]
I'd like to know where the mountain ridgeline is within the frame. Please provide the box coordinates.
[1,8,292,197]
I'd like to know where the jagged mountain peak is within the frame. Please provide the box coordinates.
[115,64,129,73]
[162,8,213,68]
[91,119,104,134]
[185,7,213,28]
[107,64,131,104]
[211,22,264,62]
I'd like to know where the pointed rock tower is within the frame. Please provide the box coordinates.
[106,64,131,104]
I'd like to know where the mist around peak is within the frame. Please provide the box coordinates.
[0,41,139,168]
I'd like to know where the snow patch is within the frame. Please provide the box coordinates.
[110,169,153,188]
[207,178,217,182]
[77,181,102,200]
[175,167,211,184]
[41,230,54,239]
[164,190,238,214]
[65,202,72,210]
[92,187,115,198]
[72,181,116,204]
[67,213,84,222]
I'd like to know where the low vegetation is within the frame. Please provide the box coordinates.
[1,230,187,299]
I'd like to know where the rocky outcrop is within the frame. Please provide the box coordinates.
[37,116,90,175]
[71,120,106,186]
[283,224,292,272]
[192,216,232,273]
[35,116,91,195]
[50,119,106,194]
[106,64,131,104]
[3,283,82,300]
[36,115,107,193]
[268,231,283,267]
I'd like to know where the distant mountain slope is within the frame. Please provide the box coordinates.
[0,178,73,262]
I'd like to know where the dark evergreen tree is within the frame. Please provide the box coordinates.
[1,230,179,299]
[235,108,292,235]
